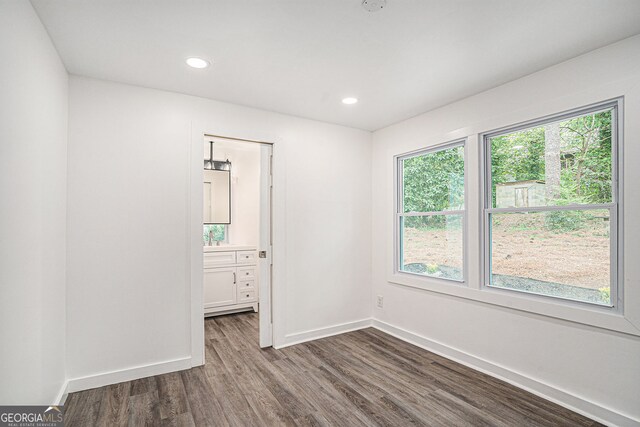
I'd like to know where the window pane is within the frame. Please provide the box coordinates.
[489,209,611,305]
[402,145,464,213]
[401,214,463,280]
[490,109,612,208]
[204,224,226,243]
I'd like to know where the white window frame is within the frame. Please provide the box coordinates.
[394,139,467,285]
[480,98,623,312]
[220,224,229,244]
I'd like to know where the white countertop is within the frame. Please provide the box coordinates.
[203,245,256,253]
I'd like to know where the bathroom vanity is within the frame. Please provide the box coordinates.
[203,245,258,317]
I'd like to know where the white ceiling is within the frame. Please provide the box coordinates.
[31,0,640,131]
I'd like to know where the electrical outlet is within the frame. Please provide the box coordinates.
[376,295,384,308]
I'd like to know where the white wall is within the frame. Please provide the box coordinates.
[66,76,372,381]
[206,140,261,246]
[0,1,68,404]
[372,35,640,425]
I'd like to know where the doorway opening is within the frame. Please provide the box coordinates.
[201,134,273,352]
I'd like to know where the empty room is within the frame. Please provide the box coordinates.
[2,0,640,426]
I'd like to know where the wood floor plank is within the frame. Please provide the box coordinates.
[200,338,263,427]
[209,371,263,426]
[63,312,602,427]
[129,376,156,397]
[314,364,411,426]
[246,356,319,420]
[159,412,197,427]
[94,382,131,426]
[353,330,567,426]
[208,322,321,421]
[343,330,549,426]
[127,390,160,426]
[205,339,296,426]
[64,386,104,427]
[270,352,373,427]
[180,366,230,426]
[302,338,482,426]
[156,372,190,420]
[204,317,227,341]
[293,412,331,427]
[302,340,390,400]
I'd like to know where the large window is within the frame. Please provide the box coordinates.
[397,141,465,282]
[483,100,620,307]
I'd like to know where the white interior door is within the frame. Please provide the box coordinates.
[259,144,273,347]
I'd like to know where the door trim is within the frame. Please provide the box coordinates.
[188,124,276,366]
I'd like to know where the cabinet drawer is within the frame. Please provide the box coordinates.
[204,251,236,267]
[237,289,256,302]
[237,266,256,280]
[236,250,257,264]
[237,279,255,292]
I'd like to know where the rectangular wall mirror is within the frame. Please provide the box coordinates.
[204,169,231,224]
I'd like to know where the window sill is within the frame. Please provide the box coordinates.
[388,273,640,336]
[398,269,466,285]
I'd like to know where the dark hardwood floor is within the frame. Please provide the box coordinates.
[64,313,601,426]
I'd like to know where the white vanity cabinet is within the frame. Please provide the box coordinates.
[203,267,236,308]
[203,248,258,317]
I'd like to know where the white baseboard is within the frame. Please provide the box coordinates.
[66,357,192,394]
[55,380,69,406]
[275,318,373,349]
[372,319,638,427]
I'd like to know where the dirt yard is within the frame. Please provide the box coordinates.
[403,213,610,289]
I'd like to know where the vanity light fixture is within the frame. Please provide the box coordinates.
[186,57,210,69]
[204,141,231,171]
[342,97,358,105]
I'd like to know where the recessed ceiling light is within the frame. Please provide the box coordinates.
[342,97,358,105]
[186,57,210,69]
